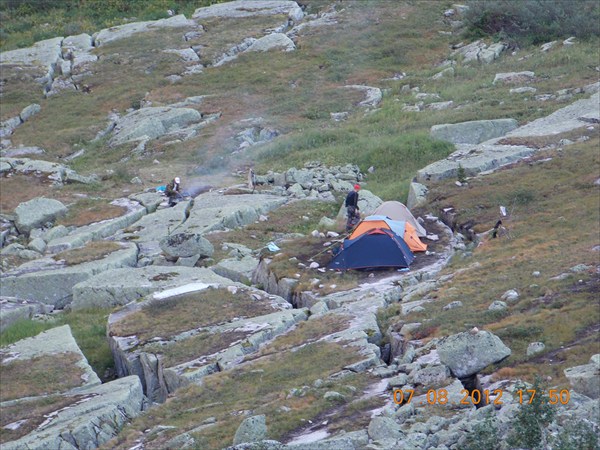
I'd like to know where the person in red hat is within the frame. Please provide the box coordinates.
[345,183,361,231]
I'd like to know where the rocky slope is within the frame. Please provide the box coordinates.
[1,1,599,449]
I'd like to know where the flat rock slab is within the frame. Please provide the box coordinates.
[211,255,259,283]
[505,91,600,137]
[93,14,195,46]
[179,191,288,235]
[107,283,304,402]
[1,243,138,308]
[0,36,63,70]
[71,266,232,309]
[116,200,189,258]
[430,119,518,145]
[2,375,144,450]
[192,0,304,21]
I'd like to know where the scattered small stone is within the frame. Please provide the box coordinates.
[489,300,507,311]
[443,301,463,310]
[323,391,345,402]
[570,264,590,273]
[501,289,519,303]
[527,342,546,356]
[309,262,320,269]
[532,271,541,277]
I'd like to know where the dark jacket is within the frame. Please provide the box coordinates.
[345,190,359,209]
[166,180,180,197]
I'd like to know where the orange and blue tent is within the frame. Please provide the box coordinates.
[349,215,427,252]
[328,227,414,270]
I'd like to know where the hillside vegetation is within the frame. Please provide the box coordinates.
[0,1,599,449]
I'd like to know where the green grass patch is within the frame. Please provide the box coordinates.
[1,308,115,382]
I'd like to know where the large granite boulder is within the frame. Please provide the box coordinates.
[160,232,214,258]
[430,119,518,145]
[233,415,267,445]
[14,197,68,235]
[437,330,511,378]
[564,354,600,399]
[246,33,296,52]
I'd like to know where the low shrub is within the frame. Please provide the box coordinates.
[463,0,600,46]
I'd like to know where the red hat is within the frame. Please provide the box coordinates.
[354,184,361,190]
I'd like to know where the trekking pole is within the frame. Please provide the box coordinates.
[308,231,352,261]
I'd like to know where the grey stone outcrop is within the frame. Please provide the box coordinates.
[493,71,535,84]
[407,182,429,209]
[109,106,203,146]
[0,157,96,185]
[0,37,63,90]
[286,430,369,449]
[46,199,146,253]
[437,330,511,378]
[14,197,68,235]
[1,243,138,308]
[93,14,196,46]
[108,285,306,402]
[368,416,403,441]
[71,266,231,309]
[450,40,506,64]
[345,85,383,108]
[212,255,259,284]
[192,1,304,22]
[1,326,143,450]
[2,376,144,450]
[430,119,518,145]
[233,415,267,445]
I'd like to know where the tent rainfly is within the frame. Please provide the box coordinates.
[372,201,427,237]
